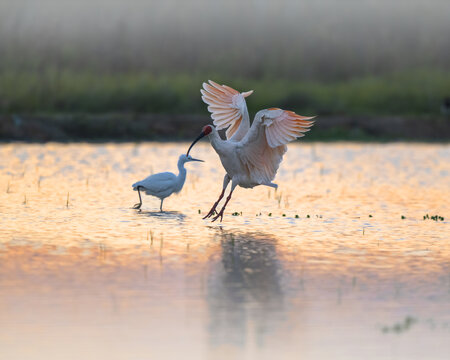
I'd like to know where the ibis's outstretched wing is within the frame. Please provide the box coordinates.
[263,108,315,147]
[201,80,253,141]
[237,108,315,184]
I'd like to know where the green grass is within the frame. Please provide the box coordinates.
[0,69,449,116]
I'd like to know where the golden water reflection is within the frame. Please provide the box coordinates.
[0,142,449,360]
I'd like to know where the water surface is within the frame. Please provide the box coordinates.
[0,142,449,359]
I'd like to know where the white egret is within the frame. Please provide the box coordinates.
[132,154,203,211]
[187,80,315,222]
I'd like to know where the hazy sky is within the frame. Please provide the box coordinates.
[1,0,449,79]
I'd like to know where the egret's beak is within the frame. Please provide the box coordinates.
[187,131,206,156]
[189,157,204,162]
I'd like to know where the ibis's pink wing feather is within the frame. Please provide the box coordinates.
[265,109,315,148]
[237,109,315,185]
[237,132,287,185]
[201,80,252,141]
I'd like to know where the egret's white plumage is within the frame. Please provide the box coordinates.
[188,80,315,221]
[132,154,203,211]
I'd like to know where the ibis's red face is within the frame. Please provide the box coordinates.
[187,125,213,156]
[202,125,212,135]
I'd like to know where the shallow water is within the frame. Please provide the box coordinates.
[0,142,449,360]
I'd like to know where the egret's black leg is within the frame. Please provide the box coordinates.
[160,199,164,212]
[133,186,143,209]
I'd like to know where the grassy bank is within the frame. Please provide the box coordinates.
[1,69,449,117]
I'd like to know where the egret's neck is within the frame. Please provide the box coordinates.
[175,159,187,192]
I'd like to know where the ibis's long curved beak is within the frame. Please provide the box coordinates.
[187,131,206,156]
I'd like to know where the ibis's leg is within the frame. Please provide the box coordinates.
[202,189,224,219]
[203,175,230,219]
[212,181,237,222]
[160,199,164,212]
[133,186,143,209]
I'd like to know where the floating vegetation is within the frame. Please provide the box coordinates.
[23,194,27,205]
[268,213,272,217]
[369,214,373,217]
[306,215,310,218]
[423,214,444,221]
[231,212,241,216]
[401,215,406,219]
[282,214,286,217]
[66,192,70,208]
[198,209,201,214]
[6,180,11,193]
[295,214,299,218]
[382,316,417,334]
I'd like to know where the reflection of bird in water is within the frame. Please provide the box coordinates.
[132,154,203,211]
[186,80,315,221]
[207,229,284,348]
[136,210,186,223]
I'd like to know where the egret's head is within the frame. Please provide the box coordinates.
[179,154,204,163]
[186,125,214,156]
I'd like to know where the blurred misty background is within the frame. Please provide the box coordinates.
[0,0,449,141]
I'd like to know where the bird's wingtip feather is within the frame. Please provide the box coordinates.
[209,80,220,88]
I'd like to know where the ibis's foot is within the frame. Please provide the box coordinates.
[133,203,142,210]
[203,203,219,219]
[211,207,226,222]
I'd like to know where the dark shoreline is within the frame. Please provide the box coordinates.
[1,113,449,142]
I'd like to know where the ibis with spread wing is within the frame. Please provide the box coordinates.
[186,80,315,222]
